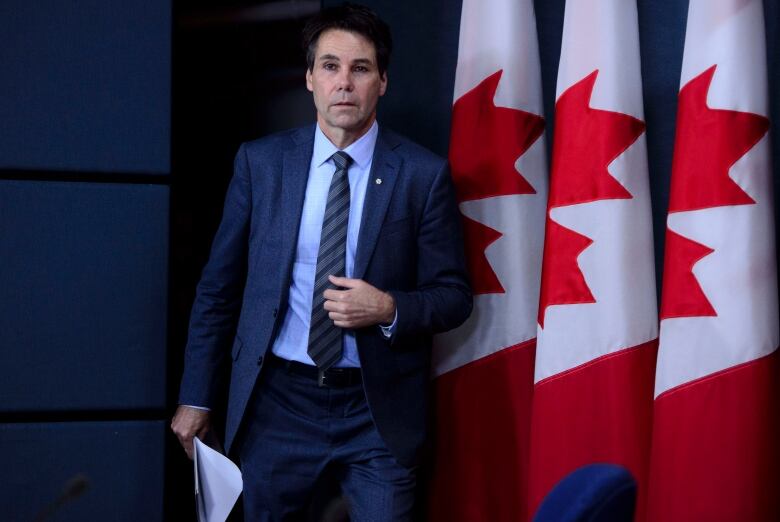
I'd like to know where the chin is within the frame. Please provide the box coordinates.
[328,117,363,131]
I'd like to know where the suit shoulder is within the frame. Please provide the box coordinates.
[239,125,313,158]
[382,129,446,171]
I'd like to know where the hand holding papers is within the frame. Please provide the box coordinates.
[194,436,243,522]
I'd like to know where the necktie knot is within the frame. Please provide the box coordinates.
[331,151,353,171]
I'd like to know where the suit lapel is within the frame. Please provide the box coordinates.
[279,126,315,285]
[353,129,401,280]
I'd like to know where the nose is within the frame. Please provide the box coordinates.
[336,69,354,91]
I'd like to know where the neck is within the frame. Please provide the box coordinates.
[318,118,375,149]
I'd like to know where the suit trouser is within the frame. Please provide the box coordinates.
[237,355,417,522]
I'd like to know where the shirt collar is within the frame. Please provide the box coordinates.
[312,120,379,170]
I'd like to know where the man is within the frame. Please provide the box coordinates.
[171,4,471,520]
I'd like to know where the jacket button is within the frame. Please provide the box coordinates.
[257,356,264,366]
[272,308,278,317]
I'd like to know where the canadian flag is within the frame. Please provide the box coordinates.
[428,0,546,520]
[527,0,658,518]
[646,0,780,520]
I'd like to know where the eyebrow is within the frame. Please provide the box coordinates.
[317,54,374,66]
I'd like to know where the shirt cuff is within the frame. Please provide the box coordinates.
[182,404,211,412]
[379,309,398,339]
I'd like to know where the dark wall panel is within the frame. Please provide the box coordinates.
[0,0,171,174]
[368,0,462,157]
[0,421,165,521]
[0,181,168,411]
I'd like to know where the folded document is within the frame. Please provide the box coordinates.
[194,436,243,522]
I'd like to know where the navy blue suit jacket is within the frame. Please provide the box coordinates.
[179,125,472,467]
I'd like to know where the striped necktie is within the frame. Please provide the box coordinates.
[308,151,352,370]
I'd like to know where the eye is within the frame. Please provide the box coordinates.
[353,65,369,73]
[322,62,337,71]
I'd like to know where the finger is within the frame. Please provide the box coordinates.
[176,431,193,458]
[328,311,349,322]
[329,275,360,288]
[323,300,348,313]
[172,421,196,440]
[323,288,347,301]
[334,318,368,329]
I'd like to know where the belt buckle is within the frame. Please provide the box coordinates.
[318,369,328,387]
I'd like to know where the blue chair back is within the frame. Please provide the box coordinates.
[533,463,636,522]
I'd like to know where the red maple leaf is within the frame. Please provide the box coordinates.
[548,70,645,208]
[660,228,716,320]
[661,65,770,321]
[668,65,768,213]
[538,70,645,326]
[449,69,545,202]
[538,217,594,327]
[461,215,504,295]
[449,69,545,296]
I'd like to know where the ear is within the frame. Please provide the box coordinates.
[306,68,314,93]
[379,72,388,97]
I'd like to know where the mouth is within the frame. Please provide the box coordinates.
[332,101,357,108]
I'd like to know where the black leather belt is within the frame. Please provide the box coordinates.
[267,352,362,388]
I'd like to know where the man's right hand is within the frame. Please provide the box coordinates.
[171,405,211,460]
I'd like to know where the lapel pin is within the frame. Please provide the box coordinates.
[375,178,382,185]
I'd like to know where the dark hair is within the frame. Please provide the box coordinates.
[302,3,392,77]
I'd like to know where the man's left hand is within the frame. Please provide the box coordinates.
[323,276,395,329]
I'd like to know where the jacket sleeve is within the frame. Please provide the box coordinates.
[178,144,252,409]
[388,161,473,337]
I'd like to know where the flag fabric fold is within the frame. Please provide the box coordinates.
[429,0,547,520]
[647,1,780,519]
[528,0,658,518]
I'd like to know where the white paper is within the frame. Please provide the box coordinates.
[194,436,243,522]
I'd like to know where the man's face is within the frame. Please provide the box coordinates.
[306,29,387,140]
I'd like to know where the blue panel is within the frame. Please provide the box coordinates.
[371,0,462,157]
[0,421,165,521]
[0,0,171,174]
[637,0,690,293]
[0,181,168,411]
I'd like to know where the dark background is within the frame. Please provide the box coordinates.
[0,0,777,520]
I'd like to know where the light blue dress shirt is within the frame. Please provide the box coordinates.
[271,121,380,367]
